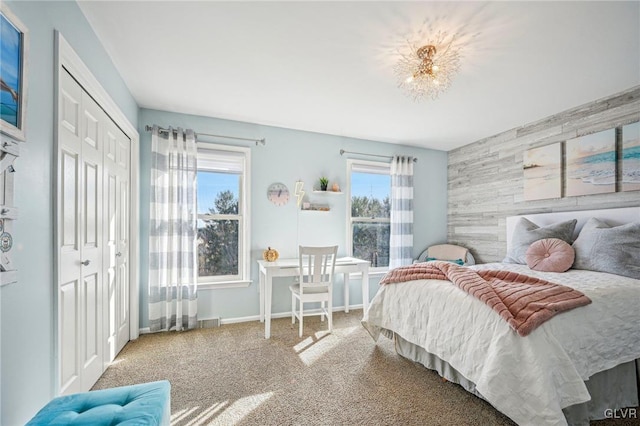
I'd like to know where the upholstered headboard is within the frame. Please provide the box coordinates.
[505,207,640,252]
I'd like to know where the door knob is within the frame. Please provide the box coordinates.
[81,260,91,266]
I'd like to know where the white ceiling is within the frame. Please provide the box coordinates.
[78,1,640,151]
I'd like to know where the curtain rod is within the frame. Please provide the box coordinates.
[339,149,418,162]
[145,125,266,146]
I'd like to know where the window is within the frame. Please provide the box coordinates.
[197,145,250,287]
[347,160,391,270]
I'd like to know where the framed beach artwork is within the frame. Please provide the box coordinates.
[1,3,29,141]
[621,122,640,192]
[565,129,616,197]
[523,143,561,201]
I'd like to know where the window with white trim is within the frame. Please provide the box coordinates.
[347,160,391,270]
[197,145,250,286]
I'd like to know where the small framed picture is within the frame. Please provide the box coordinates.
[1,3,29,141]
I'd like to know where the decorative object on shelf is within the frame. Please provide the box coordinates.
[319,177,329,191]
[395,31,461,101]
[294,180,305,207]
[1,3,29,141]
[262,247,279,262]
[331,183,340,192]
[0,229,11,252]
[267,182,290,206]
[566,129,615,197]
[0,139,18,173]
[523,143,561,201]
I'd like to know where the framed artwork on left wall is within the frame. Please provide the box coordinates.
[0,3,29,142]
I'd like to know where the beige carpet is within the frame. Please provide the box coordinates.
[93,311,638,426]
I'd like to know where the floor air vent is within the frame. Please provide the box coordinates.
[199,317,221,328]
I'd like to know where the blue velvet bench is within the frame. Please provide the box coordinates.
[26,380,171,425]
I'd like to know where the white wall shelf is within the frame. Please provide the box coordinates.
[300,204,330,212]
[312,190,343,195]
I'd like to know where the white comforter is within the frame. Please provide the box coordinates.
[362,263,640,426]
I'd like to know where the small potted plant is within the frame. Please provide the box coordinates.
[319,177,329,191]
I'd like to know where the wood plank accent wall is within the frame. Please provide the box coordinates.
[448,86,640,263]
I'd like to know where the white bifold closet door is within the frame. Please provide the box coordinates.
[103,100,130,364]
[58,69,130,395]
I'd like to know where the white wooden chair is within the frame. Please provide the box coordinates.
[290,245,338,337]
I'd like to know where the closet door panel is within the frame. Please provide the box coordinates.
[117,130,130,352]
[79,91,104,390]
[59,279,79,394]
[81,272,101,391]
[104,168,118,363]
[58,70,83,395]
[105,122,130,355]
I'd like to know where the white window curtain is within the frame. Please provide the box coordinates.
[148,125,198,332]
[389,156,414,269]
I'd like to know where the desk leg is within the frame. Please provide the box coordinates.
[265,272,272,339]
[361,267,369,315]
[259,269,265,323]
[344,273,349,313]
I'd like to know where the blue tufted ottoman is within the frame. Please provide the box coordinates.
[26,380,171,425]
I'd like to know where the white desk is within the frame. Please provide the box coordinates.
[257,257,370,339]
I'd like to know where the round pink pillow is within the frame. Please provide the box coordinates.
[525,238,575,272]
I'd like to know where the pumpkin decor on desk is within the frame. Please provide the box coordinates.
[263,247,279,262]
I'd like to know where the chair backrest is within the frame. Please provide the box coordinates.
[298,245,338,289]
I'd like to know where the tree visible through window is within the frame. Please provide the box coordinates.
[196,147,247,283]
[350,164,391,268]
[198,185,239,277]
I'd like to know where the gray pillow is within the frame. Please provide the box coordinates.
[572,218,640,280]
[503,218,577,264]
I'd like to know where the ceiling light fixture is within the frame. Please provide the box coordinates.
[395,32,461,101]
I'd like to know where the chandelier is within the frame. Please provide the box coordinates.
[395,32,461,101]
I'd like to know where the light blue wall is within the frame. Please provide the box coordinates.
[1,2,138,425]
[139,108,448,326]
[0,2,447,423]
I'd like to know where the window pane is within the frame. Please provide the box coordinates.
[198,219,239,276]
[197,171,239,215]
[352,222,390,267]
[351,172,390,218]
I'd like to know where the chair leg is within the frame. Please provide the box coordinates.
[299,302,304,337]
[328,296,333,333]
[321,301,325,322]
[291,293,295,324]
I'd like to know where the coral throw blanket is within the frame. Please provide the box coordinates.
[380,261,591,336]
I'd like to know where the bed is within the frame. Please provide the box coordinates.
[362,207,640,426]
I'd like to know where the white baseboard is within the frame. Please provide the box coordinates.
[138,304,364,333]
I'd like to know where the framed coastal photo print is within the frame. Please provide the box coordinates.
[621,122,640,192]
[565,129,615,197]
[1,3,29,141]
[523,143,561,201]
